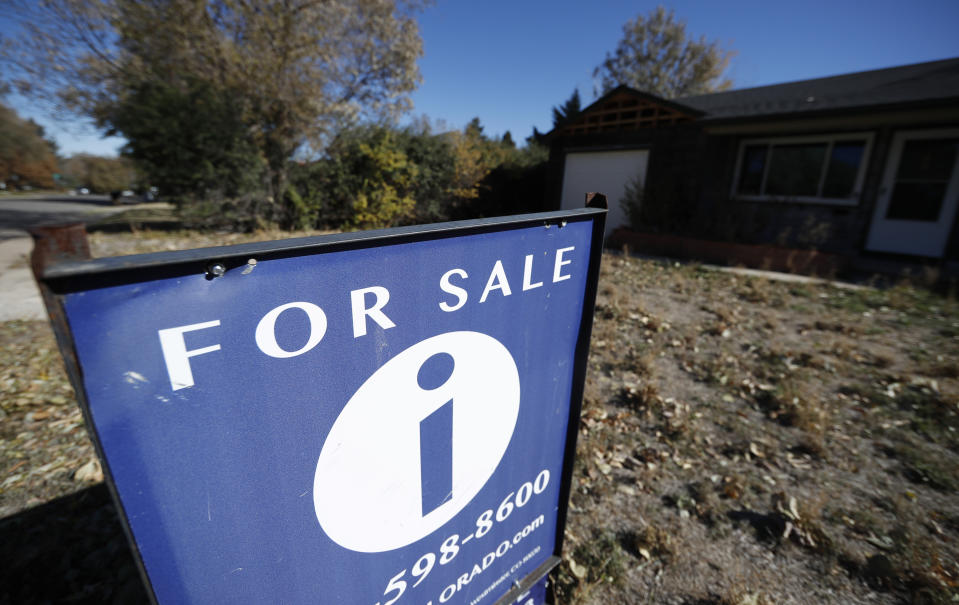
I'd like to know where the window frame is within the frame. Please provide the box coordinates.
[730,133,874,206]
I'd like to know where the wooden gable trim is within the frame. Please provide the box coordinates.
[558,89,698,136]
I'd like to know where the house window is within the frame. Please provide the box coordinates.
[732,134,872,205]
[885,138,959,221]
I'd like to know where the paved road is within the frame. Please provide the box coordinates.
[0,194,152,321]
[0,193,125,240]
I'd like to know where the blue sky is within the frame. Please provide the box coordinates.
[12,0,959,156]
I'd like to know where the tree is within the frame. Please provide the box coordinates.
[288,126,417,229]
[526,126,548,147]
[393,123,458,223]
[551,89,581,129]
[1,0,423,216]
[465,117,485,140]
[0,101,58,189]
[61,154,138,193]
[593,6,734,99]
[104,77,265,201]
[348,138,418,230]
[444,127,489,204]
[523,88,581,146]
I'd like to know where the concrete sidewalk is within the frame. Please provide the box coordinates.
[0,235,46,321]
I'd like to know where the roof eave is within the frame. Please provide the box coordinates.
[695,96,959,127]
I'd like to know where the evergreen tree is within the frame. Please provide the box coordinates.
[526,126,548,147]
[551,89,581,128]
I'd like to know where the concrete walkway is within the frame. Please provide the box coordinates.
[708,264,865,290]
[0,236,45,321]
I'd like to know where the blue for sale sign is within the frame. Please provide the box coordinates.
[42,209,605,605]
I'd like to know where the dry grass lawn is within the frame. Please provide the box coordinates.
[559,254,958,605]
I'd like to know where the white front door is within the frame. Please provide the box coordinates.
[866,129,959,257]
[560,150,649,240]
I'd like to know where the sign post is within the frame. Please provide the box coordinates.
[34,202,606,605]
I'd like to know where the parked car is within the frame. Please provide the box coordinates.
[111,190,141,205]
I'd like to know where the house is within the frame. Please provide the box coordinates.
[548,57,959,273]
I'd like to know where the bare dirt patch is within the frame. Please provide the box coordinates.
[1,233,957,603]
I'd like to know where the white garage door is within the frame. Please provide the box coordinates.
[560,149,649,240]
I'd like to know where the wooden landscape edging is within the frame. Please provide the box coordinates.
[609,228,850,276]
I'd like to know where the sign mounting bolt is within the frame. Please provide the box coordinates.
[207,263,227,278]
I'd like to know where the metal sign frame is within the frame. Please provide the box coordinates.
[32,200,606,605]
